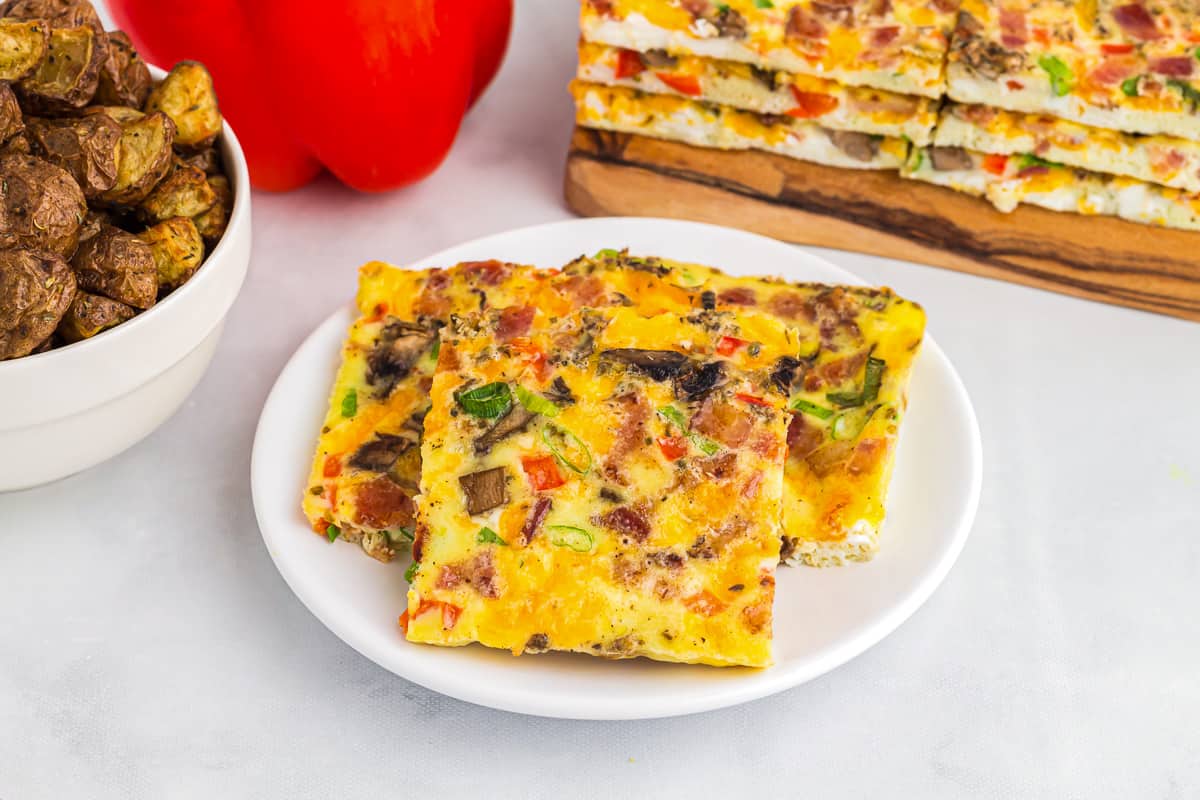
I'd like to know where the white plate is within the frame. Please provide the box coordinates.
[251,218,981,720]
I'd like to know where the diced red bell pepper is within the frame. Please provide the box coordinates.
[656,72,702,96]
[657,436,688,461]
[982,154,1010,176]
[787,87,840,118]
[735,393,773,408]
[615,48,645,79]
[521,454,566,491]
[323,455,342,478]
[716,336,748,356]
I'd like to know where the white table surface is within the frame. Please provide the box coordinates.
[4,2,1199,797]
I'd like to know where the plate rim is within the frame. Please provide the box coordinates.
[251,217,982,720]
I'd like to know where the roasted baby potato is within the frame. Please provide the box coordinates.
[18,24,104,112]
[0,247,76,359]
[0,18,49,81]
[0,131,28,153]
[0,0,105,32]
[137,216,201,292]
[27,110,121,196]
[0,152,85,256]
[87,103,142,124]
[193,173,230,248]
[182,145,221,176]
[0,81,23,143]
[138,159,215,223]
[144,61,220,150]
[99,110,174,205]
[95,30,149,107]
[71,222,156,308]
[57,289,134,342]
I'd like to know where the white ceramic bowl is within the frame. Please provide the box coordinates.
[0,94,252,491]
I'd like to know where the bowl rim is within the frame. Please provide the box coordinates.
[0,65,252,373]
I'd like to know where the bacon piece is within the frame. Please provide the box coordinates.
[813,1,854,25]
[519,496,552,545]
[999,7,1027,49]
[691,395,753,447]
[461,259,512,286]
[867,0,892,17]
[816,350,868,386]
[1089,56,1137,86]
[599,506,651,542]
[787,413,825,459]
[741,472,763,499]
[1150,57,1194,77]
[698,451,738,480]
[465,550,501,598]
[495,305,534,341]
[602,392,650,484]
[742,598,772,634]
[717,286,757,306]
[767,290,806,320]
[684,591,727,617]
[930,0,960,12]
[561,273,607,306]
[851,90,920,115]
[786,6,827,41]
[353,476,414,529]
[871,25,900,48]
[1111,3,1162,40]
[749,430,783,461]
[437,565,463,589]
[848,437,888,476]
[1016,164,1050,178]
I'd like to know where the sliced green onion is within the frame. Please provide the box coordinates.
[477,526,508,546]
[543,424,591,474]
[674,268,705,288]
[515,385,561,418]
[792,398,835,420]
[429,335,441,361]
[340,389,357,418]
[656,405,688,430]
[657,405,722,455]
[826,391,864,409]
[594,248,621,259]
[1168,79,1200,109]
[455,382,512,418]
[832,406,879,441]
[404,561,419,582]
[1017,153,1062,170]
[1121,76,1140,97]
[548,525,595,553]
[1038,54,1073,97]
[755,0,774,6]
[326,524,341,543]
[387,526,415,544]
[861,357,886,404]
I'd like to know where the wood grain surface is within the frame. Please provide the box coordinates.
[564,127,1200,322]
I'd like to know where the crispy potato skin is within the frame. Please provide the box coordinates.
[137,216,202,293]
[70,222,156,308]
[0,0,105,32]
[86,104,142,124]
[194,173,230,247]
[182,146,222,176]
[27,111,121,196]
[18,25,105,112]
[0,18,50,82]
[138,159,216,223]
[144,61,221,150]
[0,152,86,257]
[57,289,134,342]
[0,247,76,358]
[100,109,174,205]
[96,29,149,107]
[0,82,24,143]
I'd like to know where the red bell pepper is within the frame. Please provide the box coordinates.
[108,0,512,193]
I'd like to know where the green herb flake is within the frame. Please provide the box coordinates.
[476,526,508,546]
[548,525,595,553]
[755,0,774,6]
[404,561,419,583]
[455,382,512,418]
[429,335,441,361]
[1121,76,1140,97]
[715,1,730,10]
[515,385,561,417]
[1018,153,1062,170]
[326,524,341,543]
[1037,54,1073,97]
[792,398,835,420]
[594,248,621,259]
[340,389,357,418]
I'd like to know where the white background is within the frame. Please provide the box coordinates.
[2,2,1198,797]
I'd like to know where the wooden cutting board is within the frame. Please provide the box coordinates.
[564,126,1200,322]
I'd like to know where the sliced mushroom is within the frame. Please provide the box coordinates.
[827,129,881,162]
[675,360,726,401]
[640,49,677,68]
[929,146,974,172]
[544,376,575,405]
[473,403,536,455]
[348,432,412,472]
[599,348,689,380]
[459,467,509,516]
[770,355,804,393]
[366,318,435,397]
